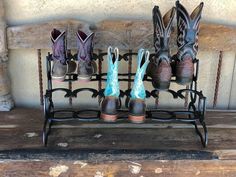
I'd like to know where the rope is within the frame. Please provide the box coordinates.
[37,49,44,106]
[213,51,223,108]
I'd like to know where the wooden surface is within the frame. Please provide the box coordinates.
[1,108,236,176]
[1,160,236,177]
[7,19,236,51]
[0,108,236,151]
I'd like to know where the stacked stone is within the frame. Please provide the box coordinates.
[0,0,14,111]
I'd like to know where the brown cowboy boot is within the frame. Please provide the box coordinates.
[128,49,150,123]
[76,30,97,81]
[100,47,120,122]
[175,1,204,85]
[51,29,76,81]
[146,6,175,90]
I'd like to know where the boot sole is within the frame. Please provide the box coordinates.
[77,75,92,82]
[152,81,170,90]
[100,113,117,122]
[176,77,192,85]
[51,75,65,82]
[128,115,145,123]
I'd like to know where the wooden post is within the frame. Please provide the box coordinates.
[0,0,14,111]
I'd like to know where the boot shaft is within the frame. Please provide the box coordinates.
[153,6,175,62]
[76,30,94,61]
[176,1,204,60]
[51,29,66,64]
[130,49,150,100]
[104,47,120,97]
[101,47,120,122]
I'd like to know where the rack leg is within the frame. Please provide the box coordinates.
[43,119,48,146]
[193,120,208,147]
[43,119,53,147]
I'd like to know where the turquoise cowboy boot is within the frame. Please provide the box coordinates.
[129,49,150,123]
[100,46,120,122]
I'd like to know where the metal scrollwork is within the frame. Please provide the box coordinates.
[43,53,208,147]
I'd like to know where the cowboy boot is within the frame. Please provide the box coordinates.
[100,47,120,122]
[146,6,175,90]
[51,29,76,81]
[51,29,67,81]
[129,49,150,123]
[175,1,204,85]
[77,30,97,81]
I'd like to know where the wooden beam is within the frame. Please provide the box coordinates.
[1,108,236,151]
[1,108,236,176]
[1,160,236,177]
[6,19,90,50]
[7,19,236,51]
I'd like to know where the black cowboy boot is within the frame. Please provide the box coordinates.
[146,6,175,90]
[51,29,76,81]
[175,1,204,85]
[76,30,97,81]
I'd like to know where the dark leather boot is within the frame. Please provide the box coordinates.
[101,96,120,122]
[51,29,76,81]
[146,6,175,90]
[129,49,150,123]
[77,30,97,81]
[175,1,204,85]
[129,99,146,123]
[100,47,120,122]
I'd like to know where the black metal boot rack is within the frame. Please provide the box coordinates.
[43,51,208,147]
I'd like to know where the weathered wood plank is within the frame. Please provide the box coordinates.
[1,108,236,177]
[214,150,236,160]
[6,19,236,51]
[6,19,90,50]
[1,160,236,177]
[1,108,236,129]
[1,108,236,152]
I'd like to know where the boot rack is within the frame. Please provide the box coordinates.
[43,51,208,147]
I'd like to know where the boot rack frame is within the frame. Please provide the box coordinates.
[43,51,208,147]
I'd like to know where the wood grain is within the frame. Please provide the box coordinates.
[1,108,236,176]
[6,19,236,51]
[0,108,236,151]
[0,160,236,177]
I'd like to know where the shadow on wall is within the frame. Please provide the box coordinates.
[3,0,236,26]
[5,0,236,109]
[8,48,236,109]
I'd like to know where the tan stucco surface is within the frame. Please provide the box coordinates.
[4,0,236,109]
[4,0,236,26]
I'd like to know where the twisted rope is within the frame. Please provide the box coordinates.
[213,51,223,108]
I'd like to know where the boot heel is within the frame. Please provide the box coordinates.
[100,113,117,122]
[128,115,145,123]
[51,75,66,82]
[176,76,192,85]
[153,80,170,90]
[77,75,92,82]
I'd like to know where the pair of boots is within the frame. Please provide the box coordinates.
[147,1,204,90]
[50,29,97,81]
[100,47,150,123]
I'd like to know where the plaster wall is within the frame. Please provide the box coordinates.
[4,0,236,109]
